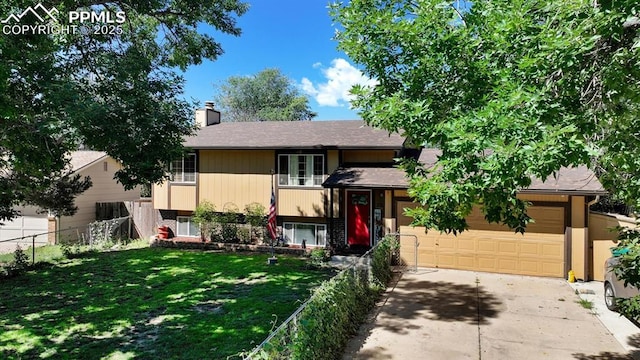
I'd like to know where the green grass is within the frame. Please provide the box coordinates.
[577,298,594,310]
[0,245,64,264]
[0,248,333,359]
[0,239,150,265]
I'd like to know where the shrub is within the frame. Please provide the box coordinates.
[370,235,399,288]
[254,236,397,359]
[244,202,267,227]
[192,200,218,241]
[309,248,330,266]
[0,246,31,279]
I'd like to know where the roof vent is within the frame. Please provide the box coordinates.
[195,101,221,127]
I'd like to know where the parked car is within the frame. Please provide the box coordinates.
[604,256,640,311]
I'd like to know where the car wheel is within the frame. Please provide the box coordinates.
[604,282,617,311]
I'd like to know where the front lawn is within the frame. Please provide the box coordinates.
[0,248,333,359]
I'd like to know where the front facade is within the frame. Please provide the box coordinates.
[153,119,405,249]
[153,109,607,280]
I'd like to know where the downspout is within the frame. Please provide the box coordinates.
[587,195,600,207]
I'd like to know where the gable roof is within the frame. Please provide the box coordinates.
[323,148,606,195]
[68,151,108,172]
[184,120,405,150]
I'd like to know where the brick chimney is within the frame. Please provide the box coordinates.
[195,101,221,127]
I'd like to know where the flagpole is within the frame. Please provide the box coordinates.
[267,169,278,265]
[271,169,276,257]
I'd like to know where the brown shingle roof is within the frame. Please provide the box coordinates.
[184,120,405,149]
[323,148,606,195]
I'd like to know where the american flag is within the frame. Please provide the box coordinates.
[267,187,277,241]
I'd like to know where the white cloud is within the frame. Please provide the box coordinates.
[301,58,376,107]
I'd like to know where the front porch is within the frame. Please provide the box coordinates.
[323,166,408,251]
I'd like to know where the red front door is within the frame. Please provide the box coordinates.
[347,191,371,246]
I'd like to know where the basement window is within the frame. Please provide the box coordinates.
[283,222,326,247]
[176,216,199,237]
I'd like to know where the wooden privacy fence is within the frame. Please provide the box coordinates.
[96,200,155,240]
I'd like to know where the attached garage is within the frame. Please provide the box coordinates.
[324,148,606,280]
[399,205,567,278]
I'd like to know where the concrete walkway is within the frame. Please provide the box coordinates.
[343,268,635,359]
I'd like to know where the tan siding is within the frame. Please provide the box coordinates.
[396,200,419,228]
[153,182,169,209]
[278,188,327,217]
[198,150,274,210]
[59,157,140,232]
[343,150,395,163]
[170,186,197,211]
[518,194,569,202]
[394,189,409,197]
[590,213,638,281]
[327,150,339,173]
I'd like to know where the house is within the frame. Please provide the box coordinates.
[0,151,141,247]
[152,103,608,280]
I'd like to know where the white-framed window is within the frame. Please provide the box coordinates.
[177,216,200,237]
[283,222,326,247]
[278,154,324,187]
[171,153,196,183]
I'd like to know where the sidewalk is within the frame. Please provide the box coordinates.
[570,280,640,358]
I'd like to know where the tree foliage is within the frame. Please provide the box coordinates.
[331,0,640,233]
[214,68,317,122]
[0,0,248,220]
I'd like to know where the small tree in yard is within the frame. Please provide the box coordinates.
[193,201,217,241]
[245,202,267,243]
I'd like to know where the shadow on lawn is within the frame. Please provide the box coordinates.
[0,248,333,359]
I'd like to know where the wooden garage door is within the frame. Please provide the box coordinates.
[399,206,566,277]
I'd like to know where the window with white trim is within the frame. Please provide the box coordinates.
[171,153,196,183]
[278,154,324,187]
[177,216,199,237]
[283,222,326,247]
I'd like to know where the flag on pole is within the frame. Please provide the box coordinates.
[267,187,277,241]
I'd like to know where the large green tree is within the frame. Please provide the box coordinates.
[331,0,640,233]
[0,0,248,220]
[214,68,317,122]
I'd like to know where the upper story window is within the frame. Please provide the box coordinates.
[170,153,196,183]
[278,154,324,187]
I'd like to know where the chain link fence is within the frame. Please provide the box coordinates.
[0,216,132,263]
[243,235,398,359]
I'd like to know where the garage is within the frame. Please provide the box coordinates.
[0,206,49,243]
[399,205,566,277]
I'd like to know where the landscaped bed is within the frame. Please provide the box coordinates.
[0,247,334,359]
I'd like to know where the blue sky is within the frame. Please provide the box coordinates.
[180,0,374,120]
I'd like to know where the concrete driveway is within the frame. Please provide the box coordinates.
[343,268,635,359]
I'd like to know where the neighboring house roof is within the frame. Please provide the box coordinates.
[68,151,108,172]
[184,120,405,149]
[323,148,607,195]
